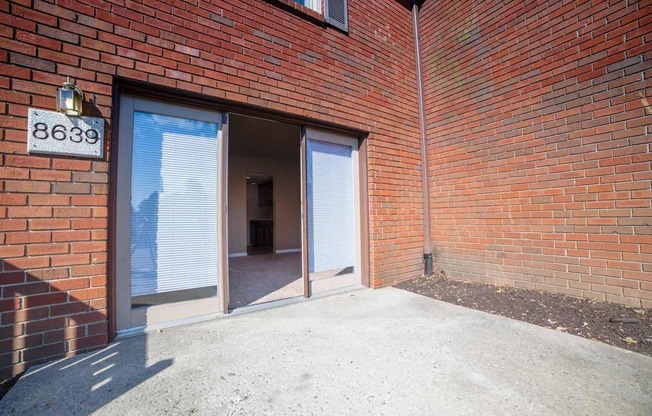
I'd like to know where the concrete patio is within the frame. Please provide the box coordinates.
[2,288,651,415]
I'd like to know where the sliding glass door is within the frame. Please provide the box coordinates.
[115,100,363,331]
[116,97,227,332]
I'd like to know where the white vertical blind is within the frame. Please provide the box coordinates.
[130,111,220,296]
[294,0,320,12]
[305,0,320,12]
[307,139,355,273]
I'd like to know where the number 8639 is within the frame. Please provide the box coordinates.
[32,122,100,144]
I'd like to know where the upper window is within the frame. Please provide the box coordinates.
[292,0,348,32]
[294,0,320,13]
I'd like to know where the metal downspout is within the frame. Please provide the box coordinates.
[412,0,433,276]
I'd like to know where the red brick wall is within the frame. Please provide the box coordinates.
[420,1,652,307]
[0,0,421,380]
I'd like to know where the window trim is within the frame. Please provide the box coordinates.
[266,0,350,33]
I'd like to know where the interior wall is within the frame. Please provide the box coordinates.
[228,155,301,255]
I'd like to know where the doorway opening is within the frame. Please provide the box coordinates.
[227,115,303,308]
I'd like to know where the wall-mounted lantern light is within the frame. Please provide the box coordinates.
[56,77,84,116]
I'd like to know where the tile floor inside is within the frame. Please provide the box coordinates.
[228,251,303,308]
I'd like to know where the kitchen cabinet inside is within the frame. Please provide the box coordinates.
[258,181,273,206]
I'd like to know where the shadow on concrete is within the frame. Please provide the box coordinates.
[0,260,173,414]
[1,334,172,415]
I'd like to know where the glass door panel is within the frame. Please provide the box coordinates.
[116,97,226,332]
[130,111,219,307]
[307,140,355,277]
[304,129,360,293]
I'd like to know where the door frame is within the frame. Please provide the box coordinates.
[108,82,370,339]
[300,127,310,298]
[220,113,230,313]
[114,95,229,334]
